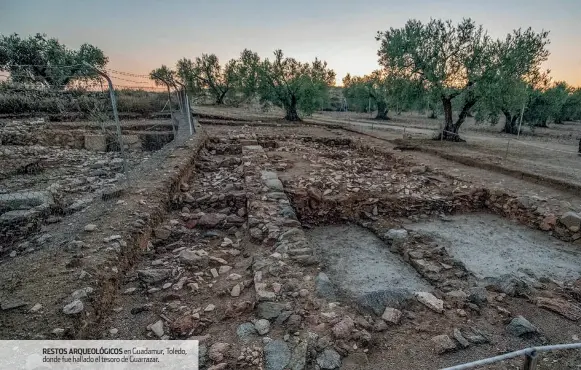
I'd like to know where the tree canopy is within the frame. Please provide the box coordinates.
[343,70,424,119]
[0,33,108,89]
[254,50,335,121]
[376,18,550,140]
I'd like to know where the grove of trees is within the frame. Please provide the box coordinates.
[0,33,108,88]
[1,26,579,135]
[150,49,336,121]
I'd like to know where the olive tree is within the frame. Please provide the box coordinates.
[192,54,237,105]
[0,33,108,88]
[255,50,335,121]
[376,18,549,140]
[342,71,391,119]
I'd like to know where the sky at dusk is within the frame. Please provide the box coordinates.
[1,0,580,87]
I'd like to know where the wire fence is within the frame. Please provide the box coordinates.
[332,113,581,187]
[0,64,195,254]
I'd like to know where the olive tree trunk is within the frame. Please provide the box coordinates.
[284,95,300,121]
[375,101,390,120]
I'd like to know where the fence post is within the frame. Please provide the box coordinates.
[522,351,538,370]
[84,62,128,181]
[185,92,194,135]
[166,84,177,139]
[517,101,525,139]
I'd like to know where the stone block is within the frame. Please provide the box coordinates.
[84,134,107,151]
[121,135,142,150]
[0,191,53,211]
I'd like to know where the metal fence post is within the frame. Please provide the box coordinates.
[84,62,128,181]
[522,351,538,370]
[166,84,177,139]
[185,92,194,135]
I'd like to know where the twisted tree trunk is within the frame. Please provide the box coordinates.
[502,110,520,134]
[375,101,390,120]
[284,95,300,121]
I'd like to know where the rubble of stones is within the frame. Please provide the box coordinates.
[18,124,581,369]
[85,134,577,370]
[0,120,144,251]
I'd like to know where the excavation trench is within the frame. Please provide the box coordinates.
[408,213,581,282]
[270,134,581,315]
[308,224,433,314]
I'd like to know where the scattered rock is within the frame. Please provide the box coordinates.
[208,364,227,370]
[467,287,488,306]
[316,348,342,369]
[536,297,581,321]
[198,213,227,228]
[381,307,402,325]
[385,229,408,242]
[373,320,388,332]
[231,284,241,297]
[560,212,581,232]
[265,179,284,191]
[84,224,97,232]
[356,289,411,316]
[453,328,470,348]
[63,300,84,315]
[485,274,531,297]
[307,187,323,202]
[410,165,427,174]
[315,272,337,300]
[254,319,271,335]
[257,302,286,320]
[204,304,216,312]
[250,227,264,240]
[149,320,164,338]
[154,227,171,240]
[137,269,172,284]
[540,214,557,231]
[332,317,354,339]
[30,303,43,313]
[170,314,196,337]
[431,335,457,354]
[462,328,490,344]
[71,287,93,300]
[179,249,209,268]
[506,316,538,337]
[209,342,230,362]
[236,323,258,343]
[288,339,308,370]
[416,292,444,313]
[263,340,290,370]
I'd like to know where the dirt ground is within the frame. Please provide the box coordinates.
[313,111,581,187]
[194,105,581,186]
[3,110,581,370]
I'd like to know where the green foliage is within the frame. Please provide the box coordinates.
[0,33,108,88]
[561,87,581,122]
[343,70,430,119]
[176,58,202,97]
[193,54,237,104]
[149,65,176,88]
[231,49,261,102]
[376,18,550,138]
[255,50,335,121]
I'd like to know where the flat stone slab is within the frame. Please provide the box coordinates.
[408,213,581,281]
[0,191,53,211]
[243,145,264,152]
[307,225,431,311]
